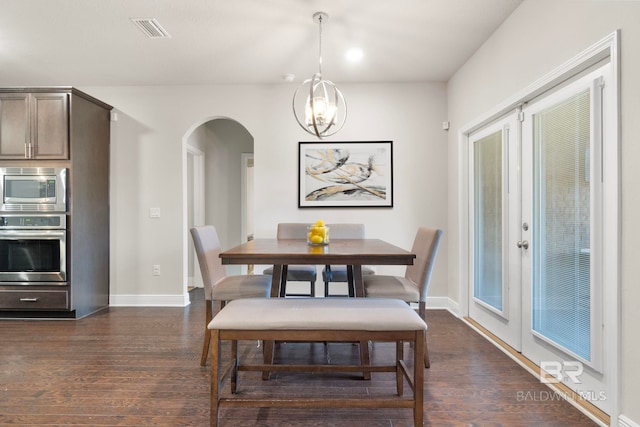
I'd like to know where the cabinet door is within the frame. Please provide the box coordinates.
[0,93,30,159]
[31,93,69,159]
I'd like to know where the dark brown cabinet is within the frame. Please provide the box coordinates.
[0,92,69,159]
[0,87,112,319]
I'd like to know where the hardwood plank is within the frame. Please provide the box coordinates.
[0,288,597,426]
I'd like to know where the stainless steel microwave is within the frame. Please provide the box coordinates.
[0,167,67,212]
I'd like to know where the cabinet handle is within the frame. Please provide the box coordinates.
[19,298,39,302]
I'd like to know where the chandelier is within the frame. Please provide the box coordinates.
[293,12,347,139]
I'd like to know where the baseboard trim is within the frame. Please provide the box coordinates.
[463,316,610,427]
[619,415,640,427]
[426,296,460,318]
[110,293,190,307]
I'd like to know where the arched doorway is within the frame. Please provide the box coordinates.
[184,118,254,292]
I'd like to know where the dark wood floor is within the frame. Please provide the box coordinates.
[0,289,596,426]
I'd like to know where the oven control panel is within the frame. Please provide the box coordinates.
[0,214,66,229]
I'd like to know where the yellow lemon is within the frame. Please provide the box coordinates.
[315,219,325,227]
[310,235,324,244]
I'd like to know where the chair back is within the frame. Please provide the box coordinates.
[326,223,365,239]
[276,223,309,239]
[405,227,443,302]
[190,226,227,300]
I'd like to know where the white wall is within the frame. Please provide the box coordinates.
[80,82,449,305]
[446,0,640,424]
[203,119,253,252]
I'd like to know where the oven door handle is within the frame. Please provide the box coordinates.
[0,229,66,238]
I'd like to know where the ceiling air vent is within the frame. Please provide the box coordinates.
[130,18,171,39]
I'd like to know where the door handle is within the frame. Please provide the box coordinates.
[517,240,529,250]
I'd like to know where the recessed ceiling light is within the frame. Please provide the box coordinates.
[345,48,364,63]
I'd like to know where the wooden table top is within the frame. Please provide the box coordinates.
[219,238,415,266]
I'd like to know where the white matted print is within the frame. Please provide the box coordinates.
[298,141,393,208]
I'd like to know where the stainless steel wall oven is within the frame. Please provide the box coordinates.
[0,214,66,284]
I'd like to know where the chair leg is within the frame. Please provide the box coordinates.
[418,301,430,369]
[262,340,274,380]
[359,340,371,380]
[310,280,315,297]
[424,331,430,369]
[396,340,404,396]
[324,281,330,297]
[200,300,213,366]
[230,339,238,394]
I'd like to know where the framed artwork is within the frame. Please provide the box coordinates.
[298,141,393,208]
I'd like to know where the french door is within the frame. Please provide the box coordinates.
[469,64,611,412]
[469,112,522,351]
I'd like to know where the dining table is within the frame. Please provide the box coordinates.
[219,237,416,380]
[219,238,416,298]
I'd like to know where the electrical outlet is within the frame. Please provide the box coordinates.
[153,264,161,276]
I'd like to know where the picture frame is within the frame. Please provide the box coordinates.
[298,141,393,208]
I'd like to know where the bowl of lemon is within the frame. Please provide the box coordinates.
[307,220,330,246]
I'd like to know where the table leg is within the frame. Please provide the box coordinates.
[278,265,289,297]
[346,265,355,297]
[270,264,284,298]
[263,264,283,380]
[352,265,371,379]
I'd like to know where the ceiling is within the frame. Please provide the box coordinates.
[0,0,523,87]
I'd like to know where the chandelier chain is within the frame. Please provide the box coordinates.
[317,14,323,75]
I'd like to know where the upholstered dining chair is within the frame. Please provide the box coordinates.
[191,226,271,366]
[263,223,318,297]
[363,227,443,368]
[322,223,375,297]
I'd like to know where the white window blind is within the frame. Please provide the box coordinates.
[532,89,591,361]
[473,129,503,312]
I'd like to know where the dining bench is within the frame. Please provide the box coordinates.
[207,297,427,426]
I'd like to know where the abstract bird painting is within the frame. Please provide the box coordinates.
[299,142,393,207]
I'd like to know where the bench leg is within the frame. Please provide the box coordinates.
[414,331,425,426]
[210,329,221,427]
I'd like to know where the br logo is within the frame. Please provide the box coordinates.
[540,361,583,384]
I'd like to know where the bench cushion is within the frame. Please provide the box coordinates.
[208,298,426,331]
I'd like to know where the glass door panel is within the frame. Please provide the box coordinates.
[473,130,503,312]
[531,89,591,361]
